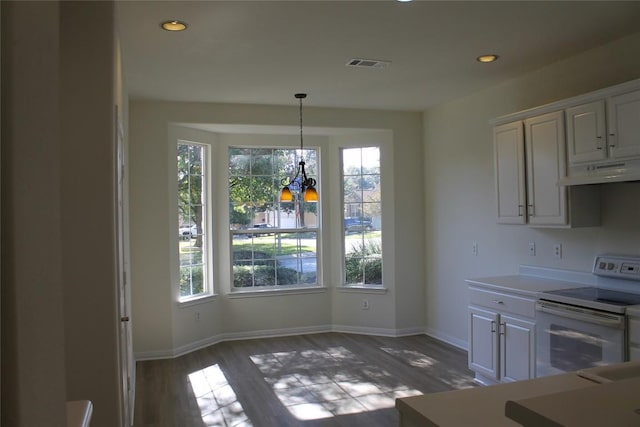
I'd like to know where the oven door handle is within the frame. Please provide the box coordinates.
[536,301,625,328]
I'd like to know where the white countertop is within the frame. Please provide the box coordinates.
[396,373,597,427]
[465,274,586,298]
[398,362,640,427]
[506,376,640,426]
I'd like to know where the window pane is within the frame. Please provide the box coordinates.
[251,153,274,176]
[230,221,318,288]
[342,147,382,286]
[229,148,251,176]
[178,141,209,298]
[229,147,321,231]
[229,146,320,289]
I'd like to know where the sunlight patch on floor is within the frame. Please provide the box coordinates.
[188,364,253,427]
[250,346,421,421]
[380,346,476,390]
[380,347,436,368]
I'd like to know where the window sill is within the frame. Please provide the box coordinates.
[227,286,327,299]
[177,293,218,307]
[337,285,388,295]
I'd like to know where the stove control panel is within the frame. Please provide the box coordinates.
[593,255,640,281]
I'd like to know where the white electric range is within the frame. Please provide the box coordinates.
[536,254,640,377]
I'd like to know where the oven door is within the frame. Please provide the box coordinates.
[535,300,625,378]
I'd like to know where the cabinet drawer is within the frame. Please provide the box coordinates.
[469,286,535,318]
[628,317,640,343]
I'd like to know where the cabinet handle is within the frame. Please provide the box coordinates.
[596,136,603,150]
[491,320,496,333]
[518,205,524,217]
[528,204,534,216]
[493,299,505,305]
[499,322,506,336]
[121,316,130,322]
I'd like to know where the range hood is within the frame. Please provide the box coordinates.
[558,158,640,186]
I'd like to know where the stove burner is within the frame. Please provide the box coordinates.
[542,287,640,307]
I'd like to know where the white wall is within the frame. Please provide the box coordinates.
[423,32,640,348]
[129,101,424,356]
[2,2,67,425]
[2,2,123,426]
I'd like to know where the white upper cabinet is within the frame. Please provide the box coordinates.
[494,112,600,228]
[607,89,640,160]
[524,111,567,226]
[491,79,640,225]
[566,100,607,164]
[494,122,526,224]
[566,89,640,166]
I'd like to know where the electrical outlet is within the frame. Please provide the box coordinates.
[362,299,370,310]
[554,243,562,259]
[472,241,479,256]
[529,242,536,256]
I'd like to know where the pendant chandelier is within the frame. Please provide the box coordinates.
[280,93,318,203]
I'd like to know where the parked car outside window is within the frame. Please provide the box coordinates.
[248,223,275,237]
[179,224,198,239]
[344,217,374,233]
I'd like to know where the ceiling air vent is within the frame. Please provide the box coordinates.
[346,58,391,69]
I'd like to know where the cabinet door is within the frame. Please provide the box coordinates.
[607,89,640,160]
[494,121,526,224]
[566,101,607,164]
[469,306,499,381]
[499,314,535,382]
[524,111,567,226]
[629,316,640,361]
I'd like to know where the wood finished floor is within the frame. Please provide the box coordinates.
[133,333,475,427]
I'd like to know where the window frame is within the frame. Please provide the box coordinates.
[177,139,214,302]
[340,145,383,288]
[228,145,322,292]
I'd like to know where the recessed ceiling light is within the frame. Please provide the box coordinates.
[477,54,499,63]
[161,20,187,32]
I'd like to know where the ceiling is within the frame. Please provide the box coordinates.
[117,1,640,112]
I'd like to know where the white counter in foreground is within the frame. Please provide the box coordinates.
[66,400,92,427]
[506,375,640,426]
[396,374,596,427]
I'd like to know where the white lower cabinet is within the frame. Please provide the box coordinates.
[468,285,536,384]
[469,306,499,380]
[499,314,535,383]
[628,310,640,362]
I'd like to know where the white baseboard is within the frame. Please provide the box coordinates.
[424,327,468,351]
[331,324,398,337]
[218,324,332,343]
[135,348,177,361]
[135,324,431,361]
[136,325,332,360]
